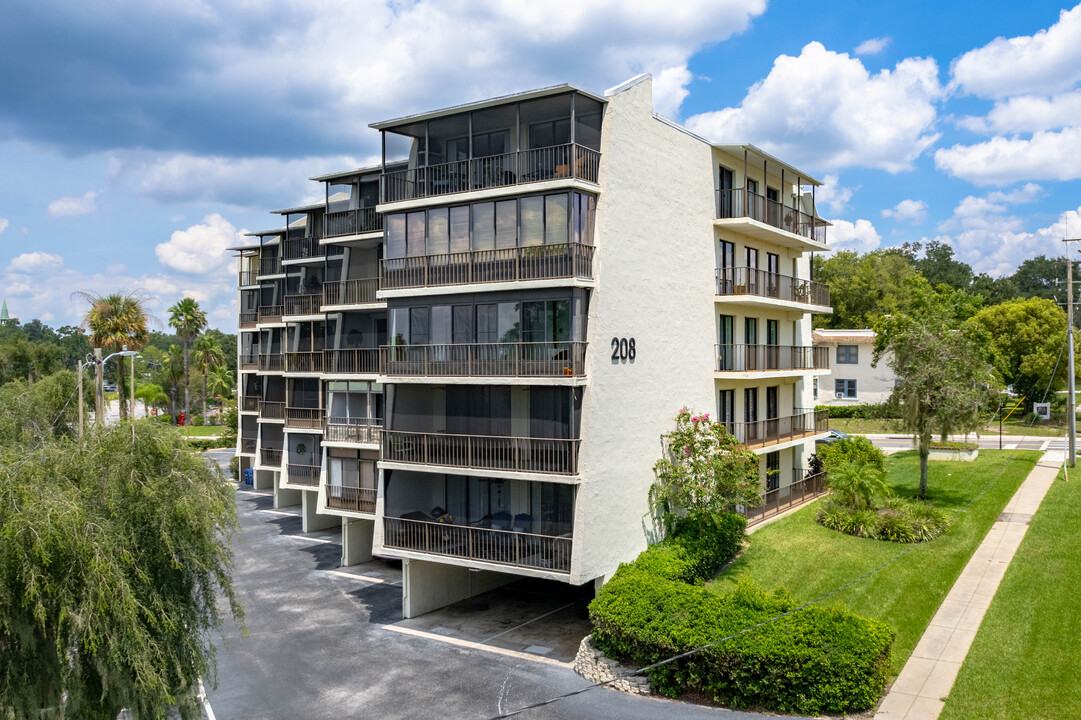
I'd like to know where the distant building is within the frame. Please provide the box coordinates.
[0,299,17,325]
[812,329,894,405]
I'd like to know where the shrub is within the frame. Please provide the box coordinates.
[632,511,746,583]
[192,414,205,427]
[185,438,230,452]
[229,455,240,480]
[928,440,978,451]
[815,403,894,419]
[817,435,887,474]
[154,413,173,424]
[816,498,948,543]
[826,458,892,510]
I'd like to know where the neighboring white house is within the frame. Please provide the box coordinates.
[812,329,895,405]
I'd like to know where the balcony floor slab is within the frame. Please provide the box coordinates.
[715,368,831,381]
[378,459,581,484]
[378,277,594,300]
[749,431,830,455]
[714,294,832,315]
[714,217,829,252]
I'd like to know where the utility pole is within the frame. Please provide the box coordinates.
[129,348,136,419]
[77,360,84,439]
[1064,237,1081,467]
[94,348,104,428]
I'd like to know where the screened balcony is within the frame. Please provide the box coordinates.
[322,278,379,307]
[382,342,586,378]
[324,381,383,445]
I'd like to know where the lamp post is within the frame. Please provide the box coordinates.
[91,346,140,427]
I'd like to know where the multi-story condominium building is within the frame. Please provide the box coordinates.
[234,74,832,618]
[812,329,895,405]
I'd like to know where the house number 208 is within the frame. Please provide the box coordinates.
[611,337,636,361]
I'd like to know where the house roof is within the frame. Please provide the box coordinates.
[812,329,876,344]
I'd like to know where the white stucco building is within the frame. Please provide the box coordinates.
[812,329,895,405]
[234,75,833,618]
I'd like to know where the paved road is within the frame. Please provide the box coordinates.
[201,449,797,720]
[863,434,1050,454]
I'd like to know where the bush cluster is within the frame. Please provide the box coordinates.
[928,440,978,451]
[588,512,894,714]
[229,455,240,480]
[815,403,894,419]
[817,498,949,543]
[185,438,231,452]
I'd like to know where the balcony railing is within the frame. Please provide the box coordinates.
[716,267,830,307]
[383,517,572,573]
[717,188,828,244]
[719,409,829,450]
[240,396,259,412]
[239,312,257,329]
[325,208,382,237]
[259,400,285,419]
[239,270,257,287]
[287,464,321,487]
[240,353,258,370]
[240,438,256,455]
[322,278,379,307]
[282,237,325,261]
[284,351,325,374]
[382,143,601,203]
[383,430,579,475]
[324,348,380,375]
[381,243,595,290]
[716,344,829,373]
[285,407,325,430]
[326,484,377,514]
[325,418,381,445]
[259,256,282,276]
[260,448,283,467]
[743,470,828,527]
[381,341,587,378]
[258,305,284,323]
[284,293,321,316]
[258,353,283,372]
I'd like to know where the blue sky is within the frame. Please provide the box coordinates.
[2,0,1081,331]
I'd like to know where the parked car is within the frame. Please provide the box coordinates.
[103,383,118,392]
[815,429,850,446]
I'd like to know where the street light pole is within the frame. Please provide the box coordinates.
[94,348,104,428]
[1064,238,1081,468]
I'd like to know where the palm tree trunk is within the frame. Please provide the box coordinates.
[203,371,208,423]
[183,340,191,423]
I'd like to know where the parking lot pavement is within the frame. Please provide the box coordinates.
[207,475,796,720]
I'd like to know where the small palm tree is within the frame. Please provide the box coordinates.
[827,459,892,510]
[193,334,226,421]
[206,366,235,407]
[134,382,169,417]
[167,297,207,423]
[74,291,153,420]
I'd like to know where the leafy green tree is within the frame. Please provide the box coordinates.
[203,328,238,375]
[193,334,226,421]
[207,366,235,407]
[0,414,242,719]
[1011,255,1066,303]
[902,240,975,291]
[134,382,169,417]
[973,297,1069,406]
[817,435,887,475]
[651,408,762,531]
[970,273,1019,306]
[167,298,207,423]
[0,369,84,446]
[74,291,153,420]
[874,281,998,499]
[814,249,918,328]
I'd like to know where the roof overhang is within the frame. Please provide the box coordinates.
[713,144,823,187]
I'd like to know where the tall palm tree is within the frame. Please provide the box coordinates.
[193,334,226,421]
[74,291,153,421]
[167,297,207,423]
[164,344,184,418]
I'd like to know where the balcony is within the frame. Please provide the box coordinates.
[382,143,600,204]
[284,350,325,374]
[259,400,285,420]
[326,484,377,514]
[324,348,380,375]
[239,312,257,329]
[258,305,284,323]
[322,278,379,307]
[283,293,321,317]
[258,353,283,372]
[240,396,259,412]
[282,237,344,262]
[325,418,381,445]
[380,243,594,291]
[716,268,830,309]
[239,438,256,455]
[720,409,829,451]
[285,407,325,430]
[240,353,258,371]
[383,516,571,573]
[383,430,579,475]
[381,342,587,379]
[325,208,382,238]
[259,256,282,276]
[260,447,282,466]
[716,344,829,374]
[742,469,828,527]
[287,464,321,487]
[716,188,828,246]
[239,270,257,287]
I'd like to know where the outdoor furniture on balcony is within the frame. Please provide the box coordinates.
[324,418,381,445]
[258,353,283,372]
[324,208,382,237]
[742,469,828,527]
[257,305,284,323]
[259,400,285,419]
[322,278,379,307]
[325,484,377,514]
[283,293,321,316]
[717,188,828,244]
[382,143,600,203]
[716,267,830,307]
[382,516,572,573]
[381,341,587,378]
[382,430,579,475]
[380,243,595,290]
[718,409,829,451]
[239,438,256,455]
[715,344,829,373]
[260,447,282,467]
[323,348,380,375]
[285,407,325,430]
[287,464,321,487]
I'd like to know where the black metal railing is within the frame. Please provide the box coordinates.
[239,312,257,329]
[718,409,829,450]
[258,353,283,372]
[257,305,284,323]
[287,464,321,487]
[325,418,381,445]
[381,243,594,290]
[382,143,600,202]
[383,517,572,573]
[716,267,830,307]
[284,351,325,374]
[285,407,324,430]
[743,470,828,526]
[383,430,579,475]
[240,396,259,412]
[716,344,829,372]
[381,342,587,378]
[322,278,379,307]
[324,348,380,375]
[240,353,259,370]
[260,447,282,467]
[717,188,828,244]
[284,293,321,316]
[282,237,325,261]
[259,256,282,276]
[239,270,257,287]
[324,208,382,237]
[259,400,285,419]
[326,485,377,514]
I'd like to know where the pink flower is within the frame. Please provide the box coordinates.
[691,416,699,422]
[683,446,691,456]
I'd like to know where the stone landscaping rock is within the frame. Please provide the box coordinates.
[572,635,651,696]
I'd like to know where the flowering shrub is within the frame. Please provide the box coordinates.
[650,408,762,530]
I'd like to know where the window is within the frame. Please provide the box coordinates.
[835,379,857,398]
[766,386,778,420]
[744,388,758,423]
[836,345,859,364]
[745,247,758,269]
[765,451,780,492]
[719,389,734,425]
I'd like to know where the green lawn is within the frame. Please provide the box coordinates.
[940,470,1081,720]
[178,425,223,437]
[710,449,1040,676]
[830,417,1065,437]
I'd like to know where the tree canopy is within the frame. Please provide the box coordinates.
[973,297,1070,404]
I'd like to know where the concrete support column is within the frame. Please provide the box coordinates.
[342,518,375,566]
[253,468,276,491]
[274,479,302,509]
[401,559,515,619]
[302,490,338,533]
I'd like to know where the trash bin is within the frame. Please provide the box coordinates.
[243,468,254,486]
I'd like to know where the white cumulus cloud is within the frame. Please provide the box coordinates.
[814,175,855,215]
[957,90,1081,134]
[881,199,927,223]
[8,252,64,274]
[684,42,943,173]
[934,204,1081,277]
[47,191,99,217]
[855,37,891,55]
[828,218,882,253]
[155,214,246,276]
[0,218,8,235]
[935,127,1081,184]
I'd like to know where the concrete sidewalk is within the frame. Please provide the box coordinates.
[874,451,1063,720]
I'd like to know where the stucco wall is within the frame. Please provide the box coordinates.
[817,341,894,405]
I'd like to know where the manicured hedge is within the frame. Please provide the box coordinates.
[588,511,895,714]
[816,403,895,419]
